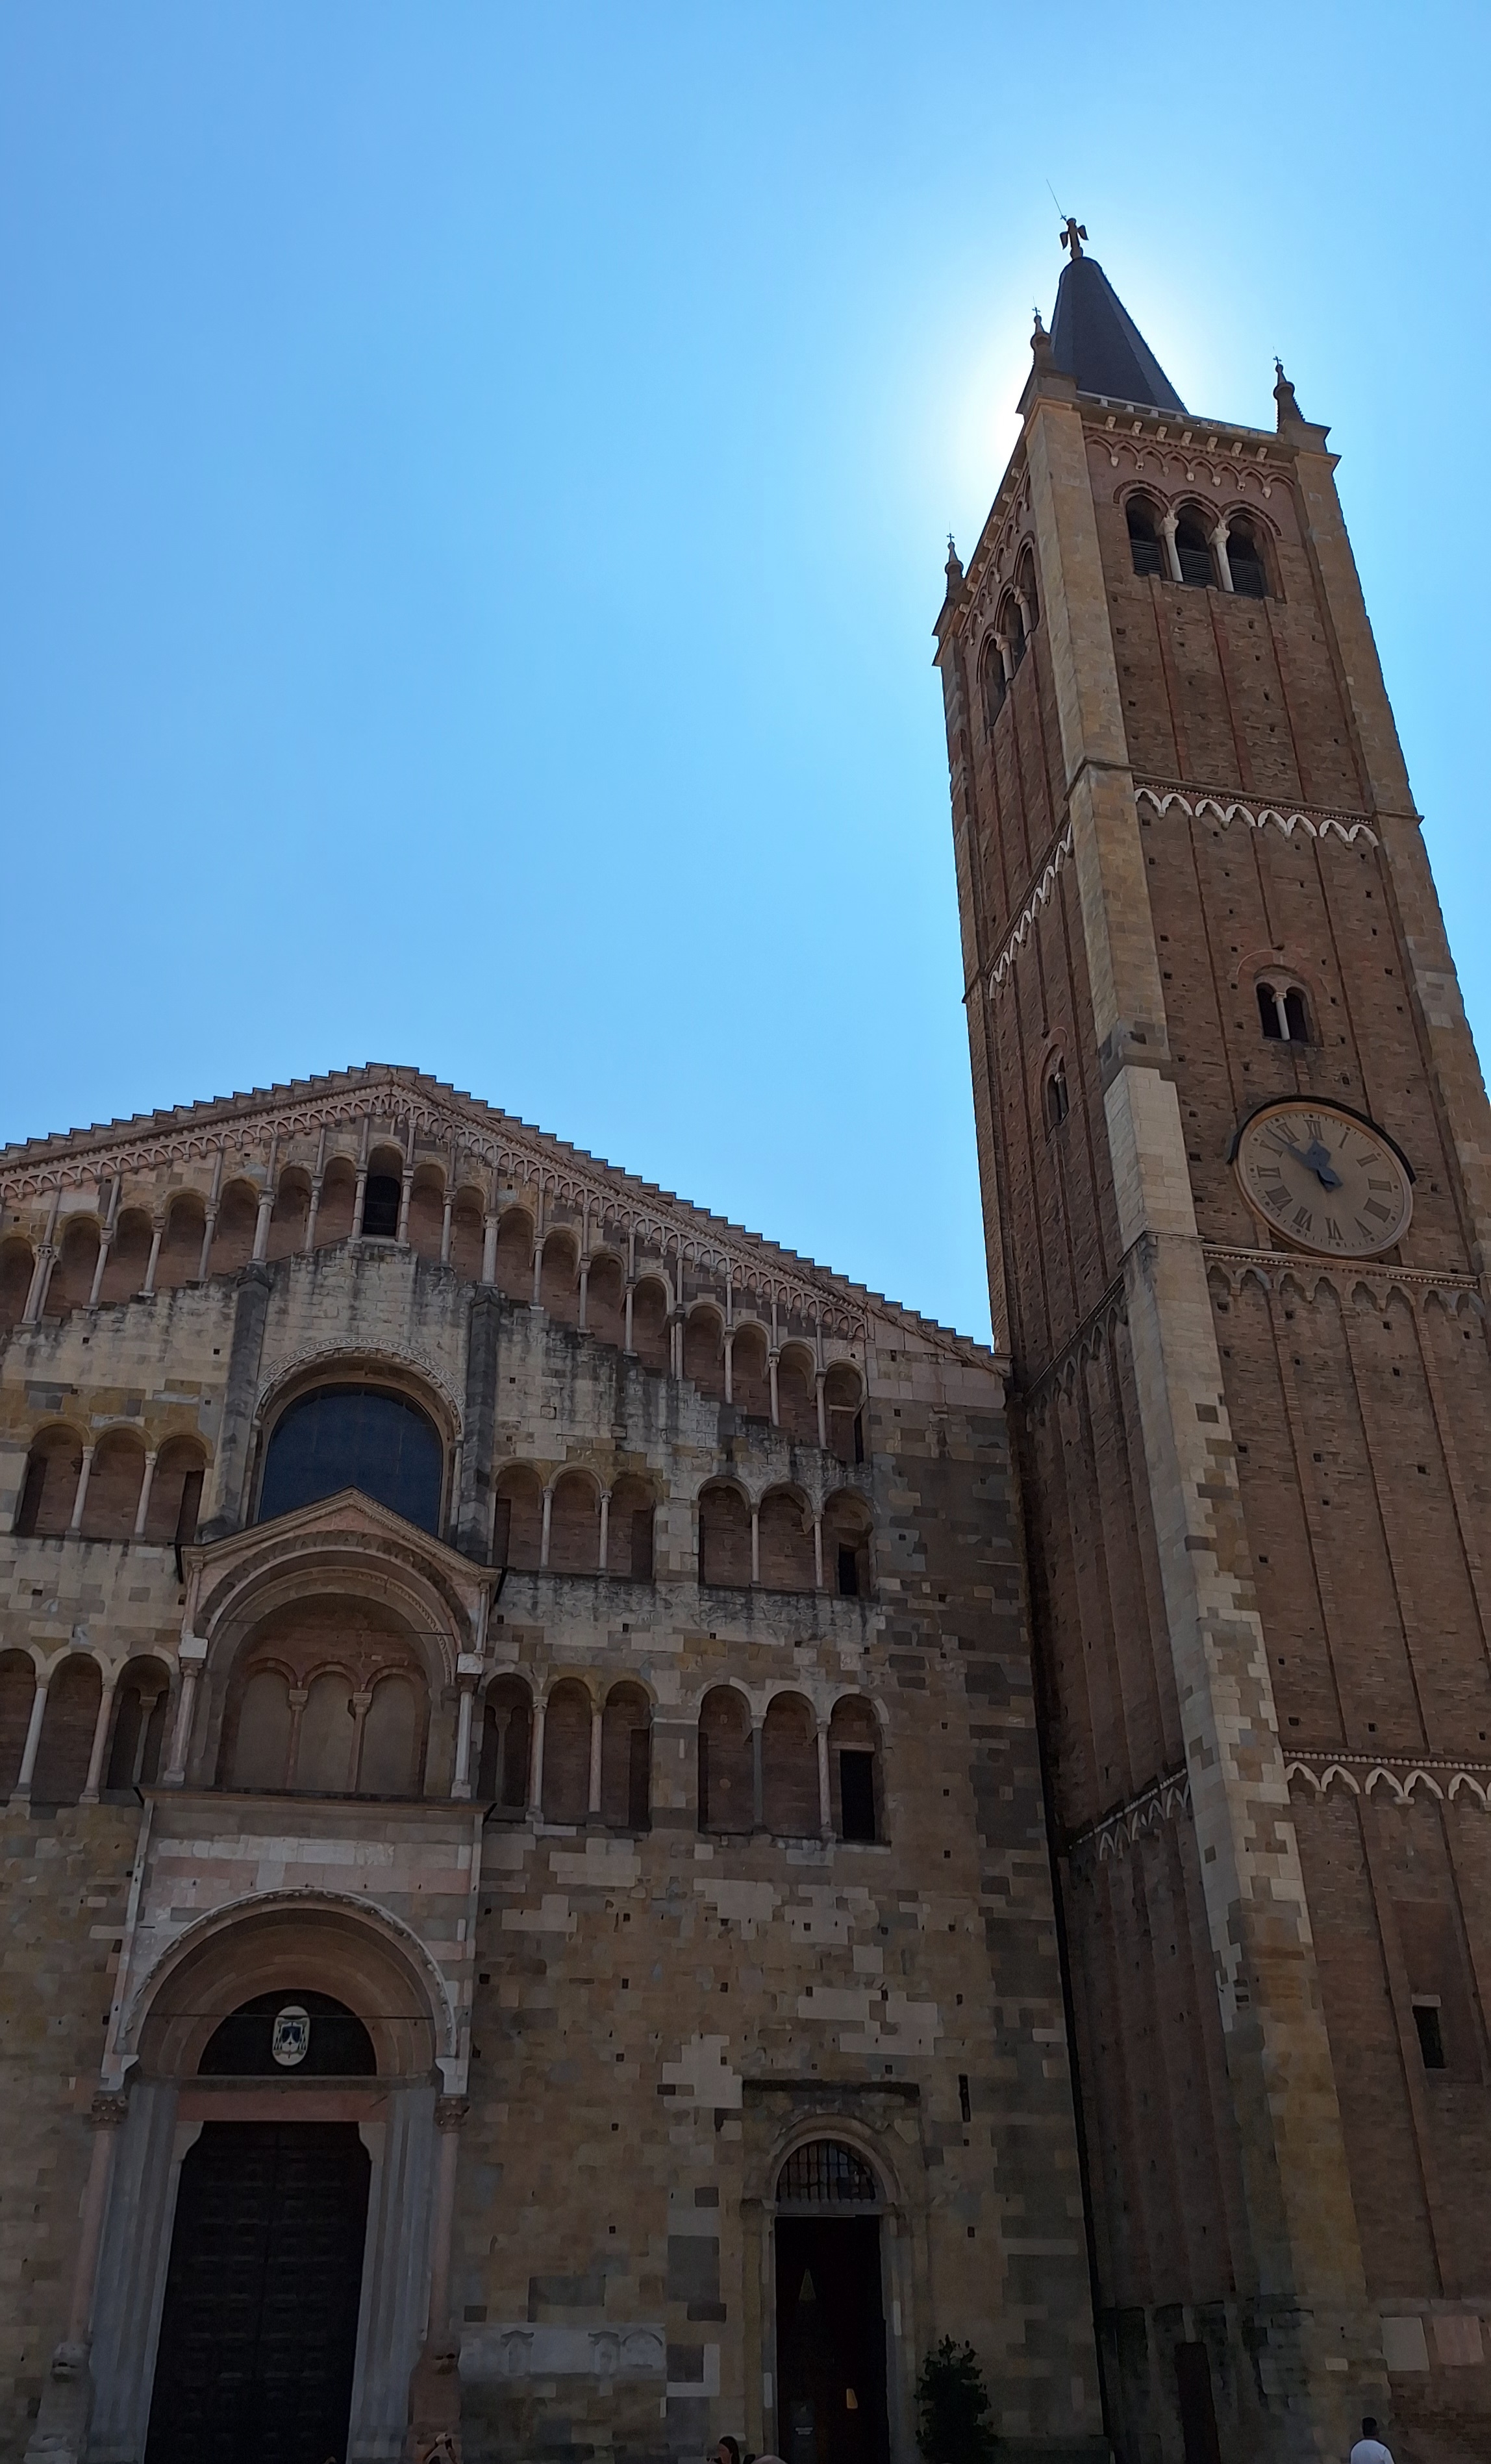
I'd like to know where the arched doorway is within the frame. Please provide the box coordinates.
[774,2139,889,2464]
[144,1994,376,2464]
[89,1904,449,2464]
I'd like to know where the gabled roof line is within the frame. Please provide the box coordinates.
[0,1065,997,1366]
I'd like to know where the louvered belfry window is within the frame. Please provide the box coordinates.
[776,2140,879,2206]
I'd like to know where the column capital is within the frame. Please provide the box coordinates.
[88,2091,130,2130]
[434,2095,470,2133]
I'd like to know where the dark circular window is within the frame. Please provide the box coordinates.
[257,1384,444,1534]
[198,1991,377,2076]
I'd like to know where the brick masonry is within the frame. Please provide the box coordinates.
[938,300,1491,2463]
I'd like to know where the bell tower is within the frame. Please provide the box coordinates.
[938,230,1491,2464]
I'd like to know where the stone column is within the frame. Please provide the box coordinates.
[132,1451,158,1540]
[751,1719,764,1832]
[140,1218,164,1299]
[23,2091,130,2464]
[588,1704,603,1816]
[11,1678,48,1806]
[768,1353,780,1426]
[816,1721,832,1838]
[749,1506,760,1587]
[23,1192,62,1323]
[814,1371,827,1447]
[451,1667,479,1802]
[527,1697,546,1815]
[160,1637,207,1787]
[597,1490,610,1573]
[812,1514,824,1591]
[80,1678,118,1805]
[88,1186,118,1306]
[1159,507,1183,583]
[539,1486,553,1570]
[1210,516,1234,591]
[251,1183,275,1263]
[68,1448,95,1536]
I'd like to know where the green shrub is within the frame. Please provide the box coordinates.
[916,2336,997,2464]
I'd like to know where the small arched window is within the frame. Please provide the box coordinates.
[1175,514,1214,588]
[1257,980,1312,1043]
[979,634,1006,730]
[1126,499,1164,578]
[1227,519,1269,599]
[1045,1058,1071,1131]
[361,1174,401,1239]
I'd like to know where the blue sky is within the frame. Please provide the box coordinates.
[3,4,1485,1345]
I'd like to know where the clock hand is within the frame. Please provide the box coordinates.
[1283,1137,1344,1191]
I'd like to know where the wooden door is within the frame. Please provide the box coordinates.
[145,2122,370,2464]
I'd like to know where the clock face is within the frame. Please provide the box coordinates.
[1234,1101,1412,1257]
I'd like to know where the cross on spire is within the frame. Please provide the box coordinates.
[1060,216,1087,260]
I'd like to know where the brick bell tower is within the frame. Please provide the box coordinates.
[936,225,1491,2464]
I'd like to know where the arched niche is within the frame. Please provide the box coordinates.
[189,1537,475,1795]
[216,1592,433,1798]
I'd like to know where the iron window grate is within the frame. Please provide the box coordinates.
[776,2139,879,2206]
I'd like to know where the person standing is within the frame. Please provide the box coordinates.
[1350,2418,1393,2464]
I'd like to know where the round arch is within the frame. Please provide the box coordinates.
[127,1891,455,2083]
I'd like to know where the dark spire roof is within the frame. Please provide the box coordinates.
[1047,242,1185,414]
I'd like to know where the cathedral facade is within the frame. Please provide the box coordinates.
[936,229,1491,2464]
[0,1068,1103,2464]
[5,231,1490,2464]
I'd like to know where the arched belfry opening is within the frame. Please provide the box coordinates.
[773,2139,890,2464]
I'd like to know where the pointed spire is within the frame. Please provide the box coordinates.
[944,534,964,591]
[1046,226,1185,414]
[1272,356,1330,447]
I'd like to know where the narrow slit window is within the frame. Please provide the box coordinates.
[1046,1059,1070,1130]
[1413,2002,1446,2070]
[838,1750,876,1842]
